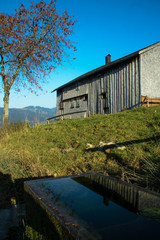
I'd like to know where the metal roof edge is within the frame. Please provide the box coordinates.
[52,41,160,93]
[51,51,138,92]
[139,41,160,54]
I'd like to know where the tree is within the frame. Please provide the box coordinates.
[0,0,76,127]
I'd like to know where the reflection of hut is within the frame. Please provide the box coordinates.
[73,176,137,212]
[49,42,160,122]
[84,174,160,211]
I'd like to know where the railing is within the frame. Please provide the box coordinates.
[141,96,160,107]
[47,110,87,123]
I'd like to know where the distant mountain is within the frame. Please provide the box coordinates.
[0,106,56,126]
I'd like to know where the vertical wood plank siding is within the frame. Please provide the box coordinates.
[56,56,141,119]
[87,56,141,115]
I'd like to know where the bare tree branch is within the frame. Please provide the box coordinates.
[0,0,76,126]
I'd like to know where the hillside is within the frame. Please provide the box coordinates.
[0,106,160,209]
[0,106,56,126]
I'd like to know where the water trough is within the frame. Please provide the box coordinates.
[24,173,160,240]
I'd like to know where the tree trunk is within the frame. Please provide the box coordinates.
[3,91,10,128]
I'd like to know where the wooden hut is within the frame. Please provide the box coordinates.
[48,42,160,121]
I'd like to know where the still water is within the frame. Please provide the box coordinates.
[36,176,160,240]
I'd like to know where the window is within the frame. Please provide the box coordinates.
[83,95,88,101]
[76,99,80,108]
[71,100,74,108]
[101,92,106,99]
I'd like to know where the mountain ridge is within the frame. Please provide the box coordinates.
[0,106,56,126]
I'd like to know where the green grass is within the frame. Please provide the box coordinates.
[0,106,160,207]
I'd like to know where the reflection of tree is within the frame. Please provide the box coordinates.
[41,184,76,217]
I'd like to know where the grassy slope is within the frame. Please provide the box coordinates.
[0,106,160,206]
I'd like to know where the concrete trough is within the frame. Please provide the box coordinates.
[24,173,160,240]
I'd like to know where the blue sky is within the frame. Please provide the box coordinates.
[0,0,159,108]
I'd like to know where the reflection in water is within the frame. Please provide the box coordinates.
[35,175,160,240]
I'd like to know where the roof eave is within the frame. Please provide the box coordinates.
[52,41,160,93]
[52,51,139,93]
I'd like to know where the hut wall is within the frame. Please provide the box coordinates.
[140,44,160,98]
[56,79,89,119]
[87,56,141,115]
[56,57,141,118]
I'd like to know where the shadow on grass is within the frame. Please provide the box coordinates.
[0,172,57,240]
[86,135,160,152]
[0,172,55,208]
[86,134,160,189]
[0,172,14,209]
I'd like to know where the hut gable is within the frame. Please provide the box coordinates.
[140,42,160,98]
